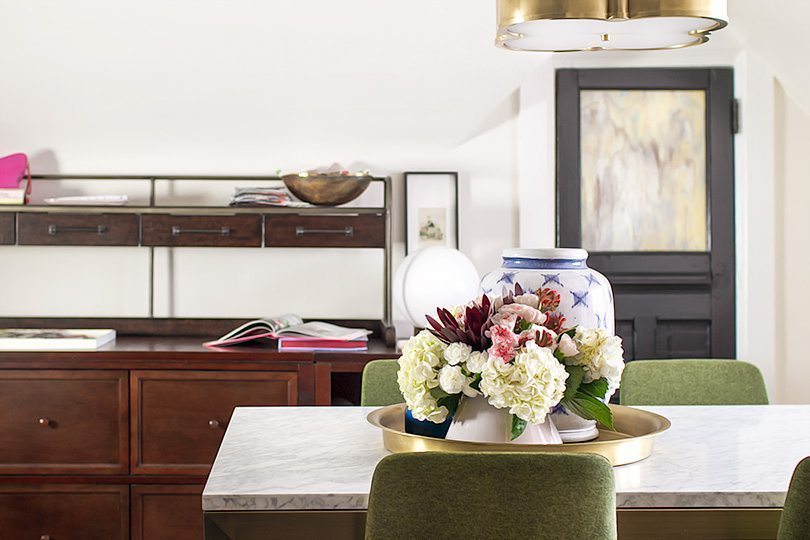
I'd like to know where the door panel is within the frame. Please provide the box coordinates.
[557,68,735,362]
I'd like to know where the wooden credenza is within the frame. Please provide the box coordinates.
[0,337,396,540]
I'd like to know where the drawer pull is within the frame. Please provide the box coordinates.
[48,224,108,236]
[37,418,52,427]
[40,535,51,540]
[295,226,354,237]
[172,226,230,237]
[208,419,221,429]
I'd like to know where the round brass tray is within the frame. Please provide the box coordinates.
[367,403,670,466]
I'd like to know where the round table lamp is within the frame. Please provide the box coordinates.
[394,246,481,331]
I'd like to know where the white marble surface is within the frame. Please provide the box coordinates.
[203,405,810,511]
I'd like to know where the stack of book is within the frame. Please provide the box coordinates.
[0,177,29,205]
[204,315,371,352]
[229,187,310,207]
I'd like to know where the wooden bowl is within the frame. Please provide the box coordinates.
[282,174,372,206]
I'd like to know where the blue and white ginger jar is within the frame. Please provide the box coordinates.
[481,248,615,442]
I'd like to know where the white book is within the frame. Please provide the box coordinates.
[0,329,117,351]
[0,187,26,205]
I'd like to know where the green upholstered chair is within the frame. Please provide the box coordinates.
[365,452,617,540]
[778,457,810,540]
[620,359,768,406]
[360,359,403,406]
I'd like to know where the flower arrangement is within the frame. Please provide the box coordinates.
[397,284,625,440]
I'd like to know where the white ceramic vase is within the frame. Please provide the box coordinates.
[548,405,600,442]
[444,396,562,445]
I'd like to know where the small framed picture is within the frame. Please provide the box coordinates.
[404,172,458,254]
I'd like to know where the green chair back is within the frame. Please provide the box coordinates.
[360,359,403,406]
[620,359,768,406]
[365,452,617,540]
[778,457,810,540]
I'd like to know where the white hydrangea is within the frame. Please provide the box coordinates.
[438,365,477,397]
[479,342,568,425]
[444,342,472,366]
[397,330,449,423]
[466,351,489,374]
[569,327,625,389]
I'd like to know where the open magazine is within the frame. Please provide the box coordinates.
[204,314,371,349]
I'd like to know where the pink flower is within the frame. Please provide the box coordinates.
[489,324,518,346]
[495,303,547,326]
[489,341,516,362]
[517,328,538,347]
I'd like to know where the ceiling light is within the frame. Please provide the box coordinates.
[496,0,728,52]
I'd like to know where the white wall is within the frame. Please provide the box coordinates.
[0,0,541,319]
[775,85,810,404]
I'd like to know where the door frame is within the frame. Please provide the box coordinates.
[555,68,736,358]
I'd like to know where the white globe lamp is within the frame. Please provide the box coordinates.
[394,246,481,332]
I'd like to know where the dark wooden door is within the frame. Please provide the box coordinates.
[557,68,736,361]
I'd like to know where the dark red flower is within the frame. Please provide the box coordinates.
[426,295,493,351]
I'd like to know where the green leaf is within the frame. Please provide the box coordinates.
[579,378,609,400]
[438,394,462,417]
[469,374,482,392]
[511,415,528,441]
[563,391,615,430]
[563,365,585,401]
[430,387,450,400]
[562,327,577,338]
[516,318,533,333]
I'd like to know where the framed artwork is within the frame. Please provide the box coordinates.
[404,172,458,254]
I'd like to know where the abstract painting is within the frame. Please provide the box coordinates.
[579,90,708,251]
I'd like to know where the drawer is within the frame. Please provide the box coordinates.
[0,370,129,474]
[132,485,204,540]
[0,484,129,540]
[265,214,385,248]
[141,214,262,247]
[0,213,14,244]
[132,370,298,475]
[17,213,139,246]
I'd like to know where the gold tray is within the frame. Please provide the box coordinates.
[367,404,670,466]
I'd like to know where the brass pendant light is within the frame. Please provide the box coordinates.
[496,0,728,52]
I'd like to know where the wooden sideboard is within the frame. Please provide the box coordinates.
[0,337,397,540]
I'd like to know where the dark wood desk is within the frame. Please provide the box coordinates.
[0,336,397,540]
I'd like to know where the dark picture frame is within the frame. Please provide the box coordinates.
[404,172,459,255]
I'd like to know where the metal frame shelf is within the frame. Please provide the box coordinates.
[0,174,394,344]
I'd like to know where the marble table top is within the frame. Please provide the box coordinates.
[203,405,810,512]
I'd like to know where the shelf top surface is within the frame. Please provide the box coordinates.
[0,205,386,215]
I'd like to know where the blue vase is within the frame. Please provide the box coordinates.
[404,408,452,439]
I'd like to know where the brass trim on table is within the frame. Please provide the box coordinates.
[617,508,782,540]
[367,403,670,466]
[202,508,781,540]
